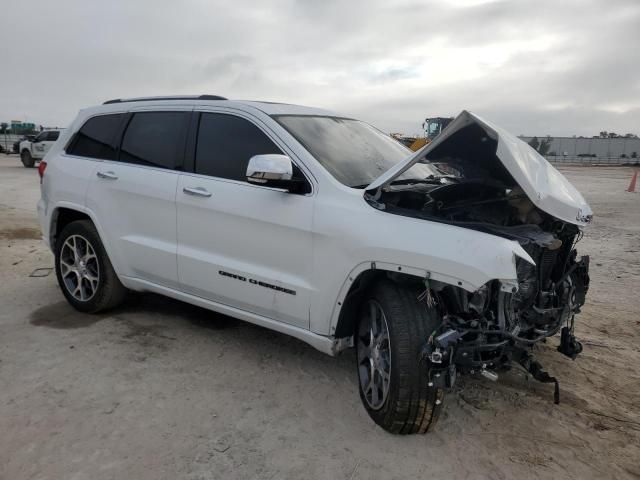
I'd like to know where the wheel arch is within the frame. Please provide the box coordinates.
[331,262,430,341]
[50,206,92,249]
[49,204,117,275]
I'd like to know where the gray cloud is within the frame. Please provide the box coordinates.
[1,0,639,136]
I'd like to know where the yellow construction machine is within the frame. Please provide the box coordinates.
[397,117,454,151]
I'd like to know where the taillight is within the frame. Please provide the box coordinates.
[38,161,47,184]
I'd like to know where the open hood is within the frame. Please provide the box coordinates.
[366,111,593,226]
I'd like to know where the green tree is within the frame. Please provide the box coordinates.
[528,137,540,150]
[0,122,7,134]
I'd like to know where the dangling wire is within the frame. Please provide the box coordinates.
[418,276,436,308]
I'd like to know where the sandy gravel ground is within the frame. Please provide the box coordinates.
[0,153,638,479]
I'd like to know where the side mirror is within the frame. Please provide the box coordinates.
[247,154,293,186]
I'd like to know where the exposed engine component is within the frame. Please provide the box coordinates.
[367,144,591,402]
[558,326,583,359]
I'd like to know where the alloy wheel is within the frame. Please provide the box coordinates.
[357,300,392,410]
[59,235,100,302]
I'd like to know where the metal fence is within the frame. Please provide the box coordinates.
[0,133,21,153]
[546,155,639,166]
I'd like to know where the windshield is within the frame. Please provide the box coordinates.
[274,115,436,188]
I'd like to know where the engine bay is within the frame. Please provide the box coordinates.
[364,123,591,401]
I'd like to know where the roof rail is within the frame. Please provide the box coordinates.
[103,95,227,105]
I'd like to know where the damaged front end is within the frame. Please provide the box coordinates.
[418,248,589,402]
[365,111,593,401]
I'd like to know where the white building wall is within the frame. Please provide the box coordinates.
[519,136,640,162]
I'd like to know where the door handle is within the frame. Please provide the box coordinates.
[97,171,118,180]
[183,186,212,198]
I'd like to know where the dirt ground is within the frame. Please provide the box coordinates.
[0,153,638,480]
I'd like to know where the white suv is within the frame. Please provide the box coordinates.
[38,95,592,434]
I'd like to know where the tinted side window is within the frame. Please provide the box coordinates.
[68,114,124,160]
[47,131,60,141]
[120,112,189,170]
[195,113,283,181]
[34,132,48,142]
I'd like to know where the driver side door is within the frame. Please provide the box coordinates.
[42,130,60,156]
[33,131,59,158]
[32,131,48,158]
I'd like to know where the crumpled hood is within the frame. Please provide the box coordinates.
[366,110,593,226]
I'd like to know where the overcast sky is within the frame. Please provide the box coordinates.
[1,0,639,136]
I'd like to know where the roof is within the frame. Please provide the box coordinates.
[240,100,337,117]
[93,95,339,117]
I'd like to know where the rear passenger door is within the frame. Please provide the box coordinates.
[176,111,315,329]
[84,109,190,289]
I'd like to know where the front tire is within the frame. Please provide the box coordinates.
[55,220,127,313]
[356,279,444,434]
[21,150,35,168]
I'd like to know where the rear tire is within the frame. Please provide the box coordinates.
[55,220,127,313]
[356,278,444,434]
[21,150,35,168]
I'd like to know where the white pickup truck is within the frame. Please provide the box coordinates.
[19,130,62,168]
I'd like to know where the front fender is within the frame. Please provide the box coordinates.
[310,196,535,336]
[326,241,531,337]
